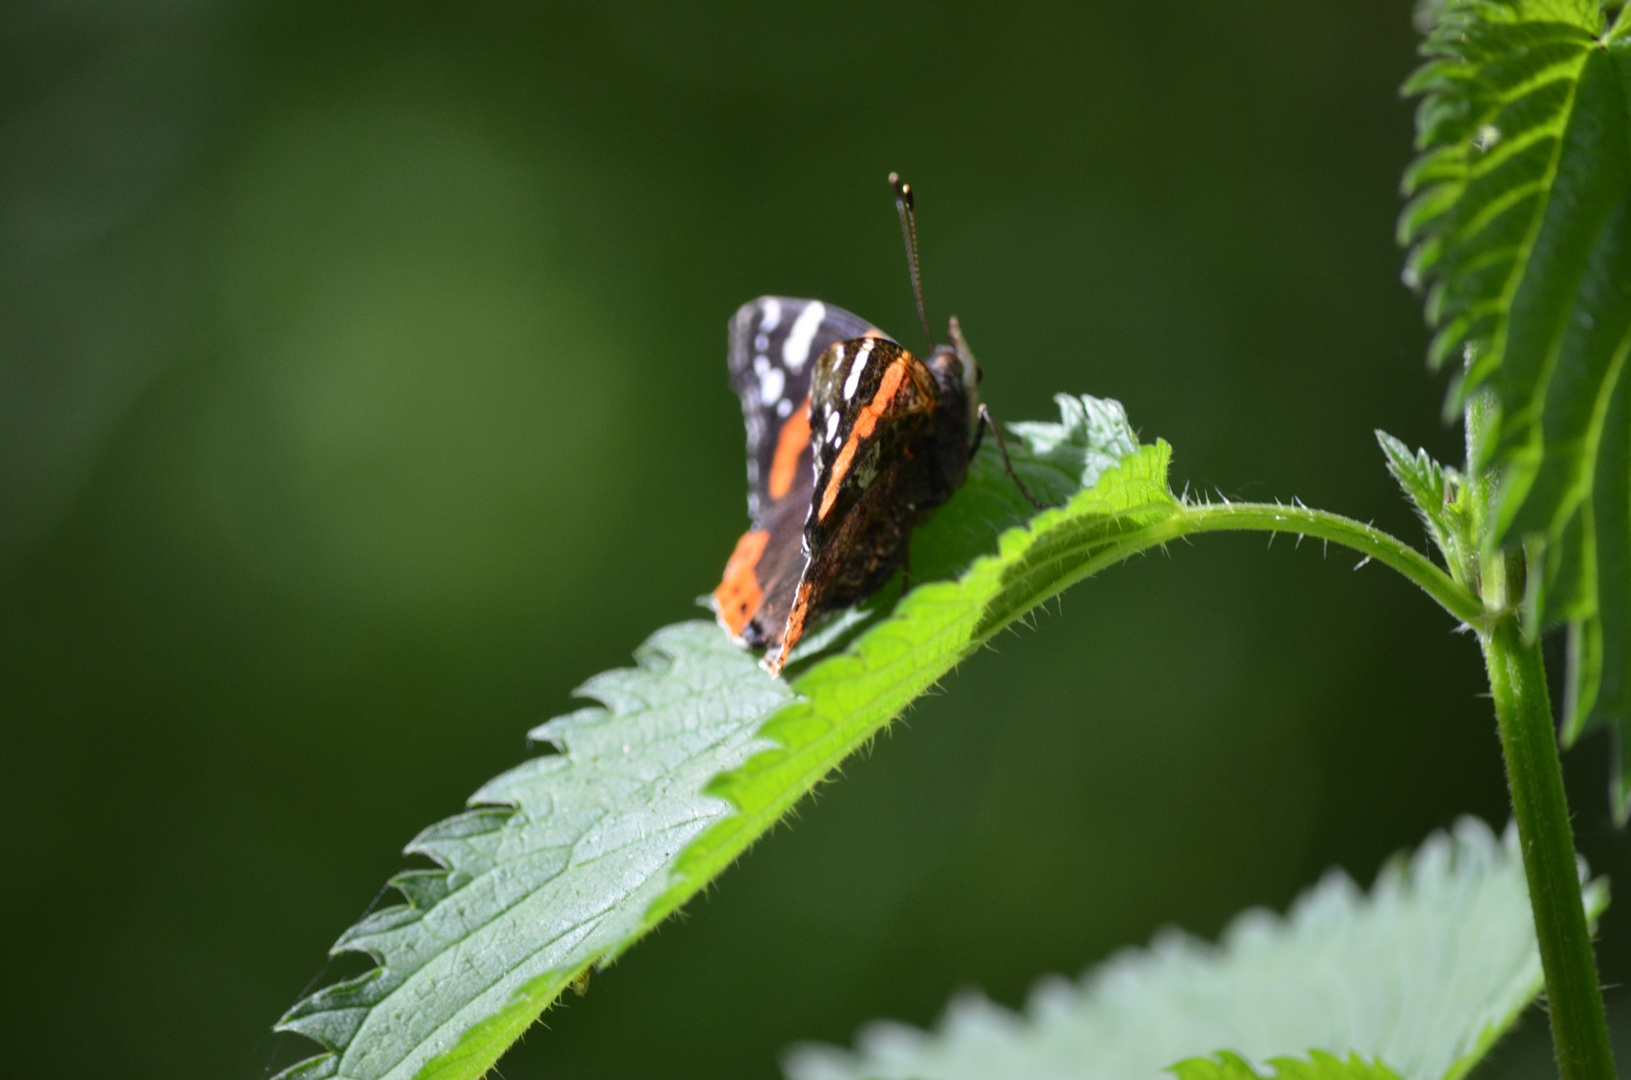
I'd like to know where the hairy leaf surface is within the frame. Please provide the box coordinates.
[1401,0,1631,812]
[275,396,1180,1080]
[783,820,1608,1080]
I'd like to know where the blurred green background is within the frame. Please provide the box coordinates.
[3,3,1628,1078]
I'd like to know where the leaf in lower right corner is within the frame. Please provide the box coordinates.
[1400,0,1631,816]
[1170,1050,1403,1080]
[783,819,1609,1080]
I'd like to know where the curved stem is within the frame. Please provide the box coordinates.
[1140,493,1610,1080]
[1163,501,1486,627]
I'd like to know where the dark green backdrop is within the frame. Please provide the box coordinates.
[3,3,1627,1078]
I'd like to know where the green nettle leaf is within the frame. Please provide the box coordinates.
[783,820,1609,1080]
[1400,0,1631,811]
[275,395,1181,1080]
[275,621,792,1080]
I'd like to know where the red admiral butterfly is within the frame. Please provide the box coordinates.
[713,175,1038,674]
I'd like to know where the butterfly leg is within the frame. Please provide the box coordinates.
[975,403,1048,509]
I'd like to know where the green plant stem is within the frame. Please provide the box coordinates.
[1156,501,1486,628]
[1149,487,1612,1080]
[1124,495,1609,1077]
[1462,390,1613,1080]
[1482,618,1615,1080]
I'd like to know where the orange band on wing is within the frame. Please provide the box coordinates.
[767,398,812,500]
[768,580,815,675]
[714,529,769,636]
[817,358,909,521]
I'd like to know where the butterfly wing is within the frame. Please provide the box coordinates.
[759,338,942,672]
[714,298,878,649]
[726,297,875,522]
[806,337,939,548]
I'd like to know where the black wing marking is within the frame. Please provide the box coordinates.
[728,297,878,522]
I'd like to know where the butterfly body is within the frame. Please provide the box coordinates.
[714,296,981,674]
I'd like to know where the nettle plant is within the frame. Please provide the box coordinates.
[273,4,1631,1079]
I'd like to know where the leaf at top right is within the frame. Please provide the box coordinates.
[1400,0,1631,816]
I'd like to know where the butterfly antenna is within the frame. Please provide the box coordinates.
[889,171,934,349]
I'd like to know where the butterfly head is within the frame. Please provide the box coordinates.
[932,315,983,437]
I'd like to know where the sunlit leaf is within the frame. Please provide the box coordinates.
[274,396,1180,1080]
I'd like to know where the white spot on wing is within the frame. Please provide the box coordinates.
[760,298,783,332]
[824,409,841,442]
[759,366,786,405]
[843,338,875,401]
[783,301,826,372]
